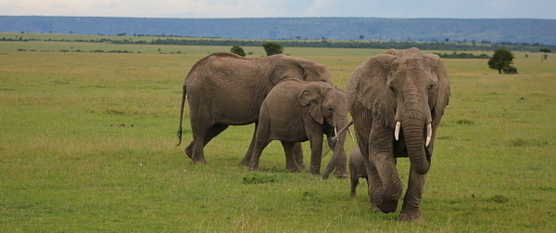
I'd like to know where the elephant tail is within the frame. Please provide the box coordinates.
[176,85,187,146]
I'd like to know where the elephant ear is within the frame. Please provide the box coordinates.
[351,54,397,127]
[425,54,450,127]
[299,83,324,124]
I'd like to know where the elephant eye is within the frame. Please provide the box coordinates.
[427,83,435,91]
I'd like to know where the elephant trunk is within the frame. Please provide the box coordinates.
[322,118,349,179]
[396,95,432,175]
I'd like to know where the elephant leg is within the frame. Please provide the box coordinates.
[364,157,383,212]
[248,138,271,171]
[308,137,324,175]
[293,142,306,169]
[186,127,207,164]
[350,165,359,197]
[398,164,426,221]
[240,123,258,166]
[369,125,402,213]
[282,141,301,172]
[333,150,348,179]
[186,123,228,164]
[204,123,229,145]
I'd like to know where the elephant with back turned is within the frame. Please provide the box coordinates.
[347,48,450,221]
[247,79,349,178]
[177,52,334,168]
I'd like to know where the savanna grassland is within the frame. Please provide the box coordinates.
[1,38,555,232]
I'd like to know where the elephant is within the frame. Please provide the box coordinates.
[349,146,368,198]
[177,52,333,165]
[247,79,349,178]
[347,48,450,221]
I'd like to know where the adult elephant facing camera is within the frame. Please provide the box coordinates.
[177,52,333,165]
[248,79,349,178]
[347,48,450,221]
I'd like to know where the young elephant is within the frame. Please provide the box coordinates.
[248,79,350,178]
[349,146,368,197]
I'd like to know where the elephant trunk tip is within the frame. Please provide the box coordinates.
[416,164,430,175]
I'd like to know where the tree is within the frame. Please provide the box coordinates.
[230,45,246,57]
[262,42,284,56]
[488,49,516,74]
[539,48,551,62]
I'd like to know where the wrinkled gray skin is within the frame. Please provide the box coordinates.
[177,53,333,165]
[248,79,349,178]
[347,48,450,221]
[349,146,368,198]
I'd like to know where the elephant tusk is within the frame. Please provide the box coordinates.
[426,123,432,146]
[394,121,401,141]
[330,121,353,141]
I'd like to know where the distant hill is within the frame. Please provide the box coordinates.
[1,16,555,45]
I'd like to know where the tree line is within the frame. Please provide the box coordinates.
[111,38,555,52]
[5,35,554,52]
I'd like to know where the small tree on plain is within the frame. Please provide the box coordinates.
[230,45,246,57]
[488,49,516,74]
[262,42,284,56]
[539,48,551,62]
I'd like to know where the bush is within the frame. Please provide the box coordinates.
[488,49,515,74]
[230,45,246,57]
[503,66,518,74]
[262,42,284,56]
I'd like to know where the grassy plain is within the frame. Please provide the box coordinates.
[1,40,555,232]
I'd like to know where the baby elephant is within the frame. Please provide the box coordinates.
[349,146,368,197]
[248,79,350,178]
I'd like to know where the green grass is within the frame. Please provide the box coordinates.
[1,41,555,232]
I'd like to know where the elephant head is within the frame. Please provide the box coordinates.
[348,47,450,220]
[299,82,349,178]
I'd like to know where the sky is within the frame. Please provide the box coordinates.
[1,0,555,20]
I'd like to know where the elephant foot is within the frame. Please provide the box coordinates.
[334,171,348,179]
[376,197,398,214]
[287,166,302,173]
[398,212,423,222]
[370,204,382,213]
[310,171,321,177]
[239,159,250,166]
[184,147,193,159]
[309,166,321,176]
[190,158,207,165]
